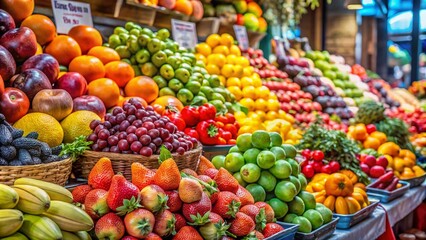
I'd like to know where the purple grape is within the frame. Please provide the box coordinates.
[91,143,100,151]
[164,135,173,143]
[139,135,151,145]
[116,113,126,123]
[118,132,128,140]
[127,115,136,123]
[109,116,117,125]
[133,102,143,109]
[126,106,136,115]
[177,147,185,155]
[123,103,131,111]
[126,133,138,143]
[172,139,180,150]
[113,125,120,131]
[132,119,143,128]
[148,129,160,139]
[104,115,110,121]
[94,125,105,134]
[98,140,108,149]
[140,146,153,157]
[122,150,133,154]
[126,126,137,134]
[102,147,110,152]
[108,136,119,146]
[165,122,177,134]
[118,139,129,151]
[98,129,110,140]
[152,137,162,147]
[135,127,148,138]
[160,128,170,140]
[148,143,157,153]
[142,117,151,122]
[150,116,159,121]
[90,120,101,130]
[130,141,143,153]
[110,146,120,153]
[186,140,193,150]
[136,109,147,119]
[119,120,131,131]
[163,142,173,151]
[142,122,155,130]
[87,133,98,142]
[113,107,124,116]
[154,120,165,128]
[103,121,112,129]
[145,106,154,111]
[180,142,188,151]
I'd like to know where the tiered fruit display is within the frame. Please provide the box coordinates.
[87,99,198,156]
[368,171,403,192]
[364,79,400,108]
[299,149,341,178]
[388,88,421,112]
[242,47,288,80]
[409,79,426,100]
[212,130,334,232]
[0,179,92,239]
[305,171,371,215]
[74,156,287,239]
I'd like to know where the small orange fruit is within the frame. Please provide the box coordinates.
[369,131,387,144]
[0,0,34,23]
[363,136,381,150]
[87,78,120,108]
[87,46,121,65]
[69,55,105,83]
[68,25,103,54]
[45,35,82,66]
[21,14,56,46]
[125,76,159,103]
[104,61,135,88]
[173,0,193,15]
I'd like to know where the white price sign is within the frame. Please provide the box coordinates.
[171,19,198,49]
[233,25,249,50]
[51,0,93,34]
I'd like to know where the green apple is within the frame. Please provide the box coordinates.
[153,75,168,88]
[108,34,121,48]
[118,33,129,45]
[167,56,182,70]
[209,100,226,114]
[129,28,141,36]
[140,62,158,77]
[122,58,131,65]
[147,38,164,54]
[200,86,213,99]
[141,28,154,37]
[185,80,201,95]
[159,64,175,80]
[175,68,190,83]
[131,65,142,76]
[182,56,195,65]
[168,78,184,92]
[197,91,206,98]
[179,63,193,73]
[192,95,208,105]
[208,75,221,88]
[190,72,204,83]
[211,92,225,103]
[152,50,168,67]
[130,56,136,65]
[202,79,210,86]
[156,28,170,40]
[135,49,151,64]
[138,34,151,47]
[159,87,176,97]
[165,41,179,52]
[127,38,140,54]
[177,88,194,105]
[163,49,174,57]
[115,46,131,59]
[114,26,128,35]
[125,22,137,31]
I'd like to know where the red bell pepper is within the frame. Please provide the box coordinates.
[223,123,238,138]
[163,106,186,131]
[196,120,220,145]
[198,103,216,121]
[184,128,199,140]
[220,129,232,142]
[181,106,200,127]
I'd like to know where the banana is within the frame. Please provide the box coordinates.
[0,184,19,209]
[0,232,28,240]
[75,231,92,240]
[42,201,94,232]
[12,185,50,215]
[0,209,24,237]
[20,214,62,240]
[14,178,73,203]
[61,231,80,240]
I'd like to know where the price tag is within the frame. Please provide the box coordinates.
[233,25,249,50]
[51,0,93,34]
[171,19,198,49]
[274,38,285,58]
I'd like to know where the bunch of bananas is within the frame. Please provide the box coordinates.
[0,178,93,240]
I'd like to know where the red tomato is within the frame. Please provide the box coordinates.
[311,150,324,162]
[302,165,315,178]
[0,88,30,123]
[365,124,377,134]
[329,161,341,173]
[312,161,323,173]
[223,123,238,138]
[321,165,333,174]
[301,149,311,159]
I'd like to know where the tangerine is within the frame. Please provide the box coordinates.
[87,78,120,108]
[68,25,103,54]
[0,0,34,23]
[87,46,121,65]
[174,0,193,15]
[206,34,221,48]
[125,76,159,103]
[69,55,105,83]
[363,136,381,150]
[21,14,56,46]
[220,33,234,48]
[45,35,82,66]
[150,96,184,115]
[104,61,135,87]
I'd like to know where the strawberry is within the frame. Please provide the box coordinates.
[204,168,219,179]
[131,162,155,190]
[71,184,92,204]
[181,168,198,177]
[122,236,139,240]
[153,158,181,191]
[88,157,114,190]
[254,202,275,223]
[182,192,212,224]
[235,186,255,206]
[239,205,260,222]
[146,232,162,240]
[208,212,224,224]
[179,178,203,203]
[154,209,176,237]
[196,156,216,175]
[197,174,215,184]
[174,213,187,232]
[221,236,235,240]
[254,230,265,239]
[166,190,183,213]
[124,208,155,238]
[210,192,219,205]
[107,175,140,213]
[140,185,168,213]
[84,189,110,220]
[173,226,203,240]
[212,191,241,219]
[214,168,239,193]
[262,223,284,238]
[95,213,125,240]
[229,212,255,237]
[199,221,230,240]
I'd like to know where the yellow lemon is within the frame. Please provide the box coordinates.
[256,86,270,99]
[230,45,241,56]
[206,64,221,75]
[195,53,207,64]
[238,125,255,135]
[239,98,255,111]
[265,111,279,121]
[242,86,256,98]
[226,54,238,64]
[237,56,250,67]
[233,65,244,78]
[213,45,230,56]
[267,99,281,111]
[221,64,234,78]
[240,76,254,88]
[226,77,241,88]
[269,92,278,100]
[255,110,266,121]
[243,66,254,77]
[220,33,234,47]
[254,98,268,111]
[207,53,227,68]
[252,76,262,87]
[227,86,243,100]
[206,34,221,48]
[234,111,247,121]
[195,43,212,57]
[218,75,226,86]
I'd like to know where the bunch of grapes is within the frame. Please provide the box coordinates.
[87,99,198,157]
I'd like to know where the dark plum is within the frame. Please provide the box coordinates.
[118,139,129,151]
[126,125,137,134]
[130,141,143,152]
[126,133,138,143]
[139,135,151,145]
[108,136,119,146]
[140,146,153,157]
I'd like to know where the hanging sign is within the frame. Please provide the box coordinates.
[233,25,249,50]
[171,19,198,49]
[51,0,93,34]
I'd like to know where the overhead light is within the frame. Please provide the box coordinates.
[345,0,363,10]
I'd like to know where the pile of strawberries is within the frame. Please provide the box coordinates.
[72,155,286,239]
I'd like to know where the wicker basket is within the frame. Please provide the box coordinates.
[0,158,73,186]
[74,144,202,180]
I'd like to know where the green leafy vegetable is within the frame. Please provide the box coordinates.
[59,135,92,161]
[159,145,172,163]
[375,118,414,152]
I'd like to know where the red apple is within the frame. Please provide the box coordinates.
[376,156,389,169]
[0,45,16,81]
[363,155,376,168]
[0,87,29,123]
[84,189,110,220]
[56,72,87,99]
[10,69,52,100]
[73,95,106,119]
[32,89,73,121]
[370,166,385,178]
[21,54,60,84]
[0,10,15,37]
[0,27,37,63]
[360,163,370,175]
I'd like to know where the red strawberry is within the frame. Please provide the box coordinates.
[131,162,155,190]
[214,168,239,193]
[208,212,223,223]
[146,232,162,240]
[178,178,203,203]
[153,158,181,191]
[204,168,219,179]
[235,186,254,206]
[71,184,92,204]
[221,236,235,240]
[262,223,284,238]
[254,230,265,239]
[197,174,214,184]
[182,192,212,224]
[254,202,275,223]
[154,210,176,237]
[229,212,255,237]
[84,189,110,220]
[199,221,230,240]
[88,157,114,190]
[121,236,138,240]
[95,213,125,240]
[174,213,187,232]
[173,226,203,240]
[212,191,241,219]
[124,208,155,238]
[140,185,168,213]
[239,204,260,222]
[181,168,198,177]
[196,156,216,175]
[107,175,140,213]
[166,190,183,213]
[210,192,219,205]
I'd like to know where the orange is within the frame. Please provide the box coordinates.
[206,34,221,48]
[68,25,103,54]
[369,131,387,144]
[125,76,159,103]
[377,142,400,156]
[0,0,34,23]
[220,33,234,48]
[353,124,368,141]
[35,43,43,55]
[363,136,381,150]
[173,0,193,15]
[195,43,211,57]
[150,96,183,115]
[87,78,120,108]
[104,61,135,87]
[21,14,56,46]
[45,35,82,66]
[69,56,105,83]
[87,46,121,65]
[213,45,230,55]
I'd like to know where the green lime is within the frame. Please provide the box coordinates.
[240,163,261,183]
[289,176,301,194]
[267,198,288,219]
[270,146,286,160]
[282,144,297,158]
[257,150,276,169]
[275,181,297,202]
[236,133,253,152]
[288,196,305,216]
[298,191,316,210]
[246,184,266,202]
[298,174,308,191]
[224,152,245,173]
[211,155,225,169]
[269,160,292,179]
[303,209,324,230]
[287,159,300,176]
[283,213,298,223]
[315,204,333,224]
[243,148,261,164]
[293,216,312,233]
[233,172,247,187]
[257,171,277,192]
[251,130,271,149]
[228,145,240,153]
[269,132,283,147]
